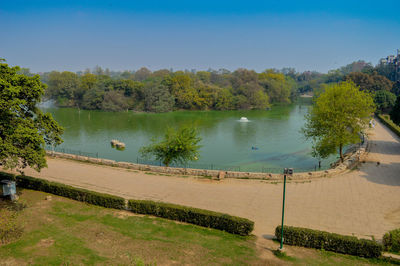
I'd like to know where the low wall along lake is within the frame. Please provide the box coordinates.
[42,98,337,173]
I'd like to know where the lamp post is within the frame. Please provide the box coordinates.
[280,167,293,250]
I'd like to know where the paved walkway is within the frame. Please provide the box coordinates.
[21,121,400,239]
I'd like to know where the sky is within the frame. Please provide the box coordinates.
[1,0,400,73]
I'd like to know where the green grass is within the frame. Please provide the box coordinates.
[1,189,399,265]
[0,190,257,265]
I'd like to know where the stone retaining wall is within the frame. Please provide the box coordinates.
[46,136,367,180]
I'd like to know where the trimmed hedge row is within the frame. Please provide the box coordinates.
[377,114,400,138]
[383,228,400,253]
[275,225,382,258]
[0,172,125,210]
[0,172,254,235]
[128,199,254,236]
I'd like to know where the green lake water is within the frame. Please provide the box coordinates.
[42,98,337,173]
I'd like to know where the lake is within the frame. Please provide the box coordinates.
[41,98,337,173]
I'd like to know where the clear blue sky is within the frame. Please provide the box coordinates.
[1,0,399,73]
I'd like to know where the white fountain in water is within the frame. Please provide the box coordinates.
[239,117,249,122]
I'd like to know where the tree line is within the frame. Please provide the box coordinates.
[18,58,400,114]
[40,68,296,112]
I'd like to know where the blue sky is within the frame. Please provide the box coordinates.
[1,0,400,73]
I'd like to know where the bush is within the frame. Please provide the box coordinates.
[275,225,382,258]
[0,172,253,236]
[377,114,400,138]
[128,200,254,236]
[0,172,126,210]
[383,229,400,253]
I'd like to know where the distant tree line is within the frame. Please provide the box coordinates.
[37,67,297,112]
[18,58,400,114]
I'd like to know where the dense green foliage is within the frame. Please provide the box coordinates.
[42,67,297,112]
[128,199,254,236]
[374,90,397,113]
[390,96,400,126]
[0,61,63,172]
[15,57,391,114]
[345,72,393,92]
[1,172,126,209]
[140,126,201,166]
[275,225,382,258]
[303,81,375,162]
[377,114,400,138]
[383,228,400,253]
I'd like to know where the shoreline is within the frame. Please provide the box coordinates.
[45,134,367,180]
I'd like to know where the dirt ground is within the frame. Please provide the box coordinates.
[19,120,400,242]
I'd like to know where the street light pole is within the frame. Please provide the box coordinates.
[280,168,293,250]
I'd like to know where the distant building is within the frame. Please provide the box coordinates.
[379,49,400,66]
[378,49,400,81]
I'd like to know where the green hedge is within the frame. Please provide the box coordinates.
[128,199,254,236]
[275,225,382,258]
[0,172,125,210]
[0,172,253,235]
[383,228,400,253]
[377,114,400,138]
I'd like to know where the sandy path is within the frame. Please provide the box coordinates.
[21,120,400,239]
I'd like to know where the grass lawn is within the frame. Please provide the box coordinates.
[0,189,398,265]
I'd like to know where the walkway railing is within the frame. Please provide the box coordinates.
[47,146,323,174]
[47,146,98,159]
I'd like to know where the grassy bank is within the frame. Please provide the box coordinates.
[0,190,258,265]
[1,190,398,265]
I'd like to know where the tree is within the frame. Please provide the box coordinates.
[374,90,396,113]
[302,81,375,162]
[390,95,400,126]
[162,73,198,109]
[143,83,174,113]
[81,88,104,110]
[47,71,79,106]
[259,70,291,103]
[134,67,152,81]
[140,126,201,167]
[101,91,130,112]
[80,73,97,91]
[0,61,63,172]
[214,88,234,110]
[345,72,393,92]
[392,81,400,96]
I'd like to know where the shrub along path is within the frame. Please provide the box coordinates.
[18,120,400,240]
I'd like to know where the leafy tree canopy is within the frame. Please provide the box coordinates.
[374,90,396,113]
[0,61,64,172]
[140,126,201,167]
[345,72,393,92]
[390,95,400,126]
[302,81,375,162]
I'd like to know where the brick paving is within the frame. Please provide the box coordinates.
[22,120,400,239]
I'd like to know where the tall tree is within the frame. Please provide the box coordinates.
[0,60,64,172]
[302,81,375,162]
[134,67,152,81]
